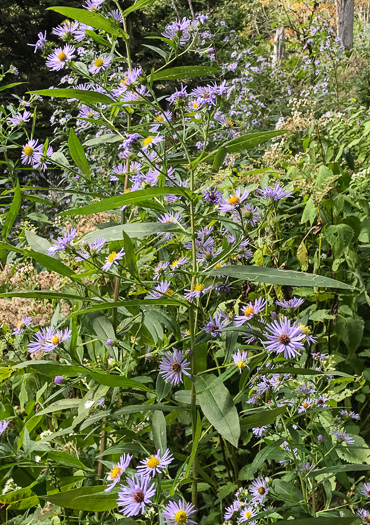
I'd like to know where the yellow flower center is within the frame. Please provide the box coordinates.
[156,115,165,121]
[23,146,34,156]
[214,263,222,269]
[110,466,122,479]
[192,102,198,109]
[107,252,117,263]
[302,402,309,409]
[171,260,179,269]
[147,456,160,469]
[51,335,60,345]
[174,510,188,524]
[258,486,265,494]
[165,289,174,296]
[228,195,240,206]
[244,306,255,317]
[57,51,67,62]
[237,360,245,369]
[299,324,310,335]
[124,189,131,194]
[16,320,23,328]
[94,58,104,67]
[194,284,205,292]
[244,511,252,519]
[121,77,129,86]
[226,119,233,127]
[143,136,153,146]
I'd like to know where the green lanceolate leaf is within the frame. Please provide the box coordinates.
[59,187,191,216]
[0,291,91,302]
[152,410,167,452]
[28,89,114,106]
[88,370,149,390]
[151,66,218,81]
[0,82,26,92]
[40,486,116,511]
[122,0,157,16]
[68,129,91,179]
[273,517,357,525]
[195,373,240,447]
[2,180,21,241]
[247,438,284,479]
[69,298,186,316]
[241,406,286,430]
[47,7,126,38]
[207,265,355,290]
[25,230,52,255]
[81,223,185,243]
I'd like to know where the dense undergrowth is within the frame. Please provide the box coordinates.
[0,1,370,524]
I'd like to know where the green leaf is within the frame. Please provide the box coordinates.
[274,517,357,525]
[297,241,308,270]
[142,44,168,60]
[91,313,115,341]
[88,370,149,390]
[316,165,333,188]
[325,224,354,258]
[47,7,126,37]
[195,373,240,448]
[122,0,157,16]
[335,316,364,353]
[82,223,185,244]
[151,66,218,81]
[2,180,21,241]
[336,434,370,464]
[0,291,89,302]
[84,133,122,146]
[272,479,303,502]
[212,146,227,170]
[0,82,26,92]
[206,265,354,290]
[41,486,116,511]
[13,361,85,378]
[25,230,52,255]
[70,298,186,316]
[241,406,286,430]
[68,129,91,180]
[84,30,111,47]
[28,89,114,106]
[301,196,317,225]
[307,464,370,479]
[156,374,172,402]
[185,412,202,478]
[152,411,167,452]
[247,439,284,479]
[59,187,190,216]
[48,451,86,470]
[222,130,288,154]
[122,230,138,279]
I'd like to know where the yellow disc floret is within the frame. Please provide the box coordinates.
[147,456,160,469]
[228,194,240,206]
[174,510,188,524]
[94,58,104,67]
[194,284,205,292]
[23,146,34,156]
[57,51,67,62]
[143,136,153,146]
[107,252,117,263]
[110,466,122,479]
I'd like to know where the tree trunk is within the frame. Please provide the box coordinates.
[272,27,285,66]
[338,0,354,49]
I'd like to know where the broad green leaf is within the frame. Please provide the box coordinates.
[247,439,284,479]
[47,7,126,38]
[29,399,80,418]
[123,230,138,279]
[272,479,303,502]
[156,374,172,402]
[41,486,116,511]
[13,361,86,378]
[212,146,227,170]
[28,89,114,106]
[48,451,86,470]
[335,316,364,353]
[25,230,52,255]
[207,265,354,290]
[90,313,115,341]
[221,130,288,154]
[59,187,191,216]
[2,180,21,241]
[84,29,110,47]
[195,373,240,447]
[297,241,308,270]
[307,464,370,479]
[122,0,157,16]
[152,411,167,452]
[240,406,286,430]
[88,370,149,390]
[151,66,218,81]
[142,44,168,60]
[301,196,317,225]
[316,165,333,188]
[84,133,122,146]
[113,404,182,416]
[325,224,354,258]
[82,223,185,244]
[337,434,370,464]
[185,412,202,477]
[68,129,91,179]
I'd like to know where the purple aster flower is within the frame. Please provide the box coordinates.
[54,376,63,385]
[297,323,317,345]
[202,311,231,338]
[28,327,56,354]
[27,31,47,53]
[108,9,123,22]
[0,420,9,435]
[357,509,370,524]
[256,374,282,395]
[312,351,327,361]
[52,21,78,39]
[158,212,182,240]
[105,454,132,492]
[83,0,105,10]
[184,283,212,302]
[34,144,54,171]
[276,297,304,308]
[74,23,94,42]
[203,186,223,204]
[239,506,257,523]
[317,434,323,442]
[298,398,312,413]
[153,262,169,280]
[146,280,174,299]
[252,425,270,437]
[360,483,370,497]
[46,45,76,71]
[263,317,305,359]
[113,68,143,97]
[218,188,249,213]
[166,84,189,105]
[106,338,114,347]
[13,316,32,335]
[163,499,197,525]
[250,477,269,502]
[234,297,266,326]
[142,135,164,151]
[89,237,106,253]
[89,54,113,74]
[162,18,193,46]
[315,395,329,408]
[48,328,72,350]
[102,248,125,271]
[117,474,155,517]
[169,257,187,272]
[238,203,261,226]
[137,449,174,477]
[48,228,77,255]
[332,430,355,444]
[300,462,314,472]
[159,349,191,385]
[7,110,31,127]
[232,349,249,373]
[21,139,43,166]
[224,500,240,521]
[256,183,292,200]
[339,409,360,420]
